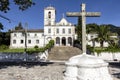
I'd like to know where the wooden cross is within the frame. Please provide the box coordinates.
[67,3,101,54]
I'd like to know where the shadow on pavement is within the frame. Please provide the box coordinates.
[109,62,120,79]
[0,61,54,69]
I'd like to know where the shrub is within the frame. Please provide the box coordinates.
[34,45,39,49]
[26,40,54,54]
[87,45,94,54]
[0,45,9,50]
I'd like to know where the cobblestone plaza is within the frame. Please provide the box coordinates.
[0,62,119,80]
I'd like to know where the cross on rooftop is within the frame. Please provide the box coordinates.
[66,3,101,54]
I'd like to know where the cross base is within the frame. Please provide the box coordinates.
[64,54,112,80]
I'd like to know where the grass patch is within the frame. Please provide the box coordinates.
[91,47,120,54]
[0,40,54,53]
[0,48,25,53]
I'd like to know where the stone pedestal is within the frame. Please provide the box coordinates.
[64,54,113,80]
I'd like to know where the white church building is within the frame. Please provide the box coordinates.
[10,6,117,48]
[10,6,76,48]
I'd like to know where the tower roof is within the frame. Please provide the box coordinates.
[59,18,69,25]
[45,6,55,10]
[56,17,73,26]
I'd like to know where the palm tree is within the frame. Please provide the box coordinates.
[0,23,3,45]
[91,25,111,47]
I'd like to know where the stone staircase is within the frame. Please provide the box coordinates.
[48,46,82,61]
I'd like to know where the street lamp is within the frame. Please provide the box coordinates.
[24,23,28,53]
[23,23,28,62]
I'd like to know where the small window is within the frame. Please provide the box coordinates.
[21,33,24,36]
[35,34,37,37]
[21,40,24,44]
[56,28,59,34]
[28,33,30,36]
[48,28,51,33]
[14,34,17,37]
[28,40,31,44]
[36,40,39,44]
[68,28,71,34]
[42,34,44,36]
[91,36,93,39]
[62,28,65,34]
[13,40,16,44]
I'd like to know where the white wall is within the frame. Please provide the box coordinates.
[44,25,75,46]
[44,26,75,36]
[95,52,120,61]
[87,34,109,47]
[10,32,44,48]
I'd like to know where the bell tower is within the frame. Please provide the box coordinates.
[44,6,56,26]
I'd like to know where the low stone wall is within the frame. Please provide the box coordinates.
[95,52,120,61]
[0,50,48,62]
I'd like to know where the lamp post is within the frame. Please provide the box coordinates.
[24,23,28,53]
[24,23,28,62]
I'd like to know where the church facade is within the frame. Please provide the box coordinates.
[10,6,76,48]
[10,6,116,48]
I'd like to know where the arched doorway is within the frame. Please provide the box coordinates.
[56,37,60,46]
[68,37,72,46]
[62,37,66,46]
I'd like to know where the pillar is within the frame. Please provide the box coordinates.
[60,37,62,46]
[66,37,68,46]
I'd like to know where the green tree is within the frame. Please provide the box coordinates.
[0,22,4,45]
[3,31,10,45]
[15,22,24,30]
[0,33,3,45]
[0,0,35,13]
[76,17,82,44]
[0,23,3,31]
[86,23,99,34]
[91,25,111,47]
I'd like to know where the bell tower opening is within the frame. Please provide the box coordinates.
[44,6,56,26]
[48,11,51,19]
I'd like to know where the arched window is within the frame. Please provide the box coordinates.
[48,11,51,19]
[56,37,60,44]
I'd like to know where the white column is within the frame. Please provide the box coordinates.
[60,37,62,46]
[66,37,68,46]
[72,37,74,46]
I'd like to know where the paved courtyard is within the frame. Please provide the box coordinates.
[0,62,119,80]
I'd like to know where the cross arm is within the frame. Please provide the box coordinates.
[86,12,101,17]
[66,12,82,17]
[66,12,101,17]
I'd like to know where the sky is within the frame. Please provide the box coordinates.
[0,0,120,31]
